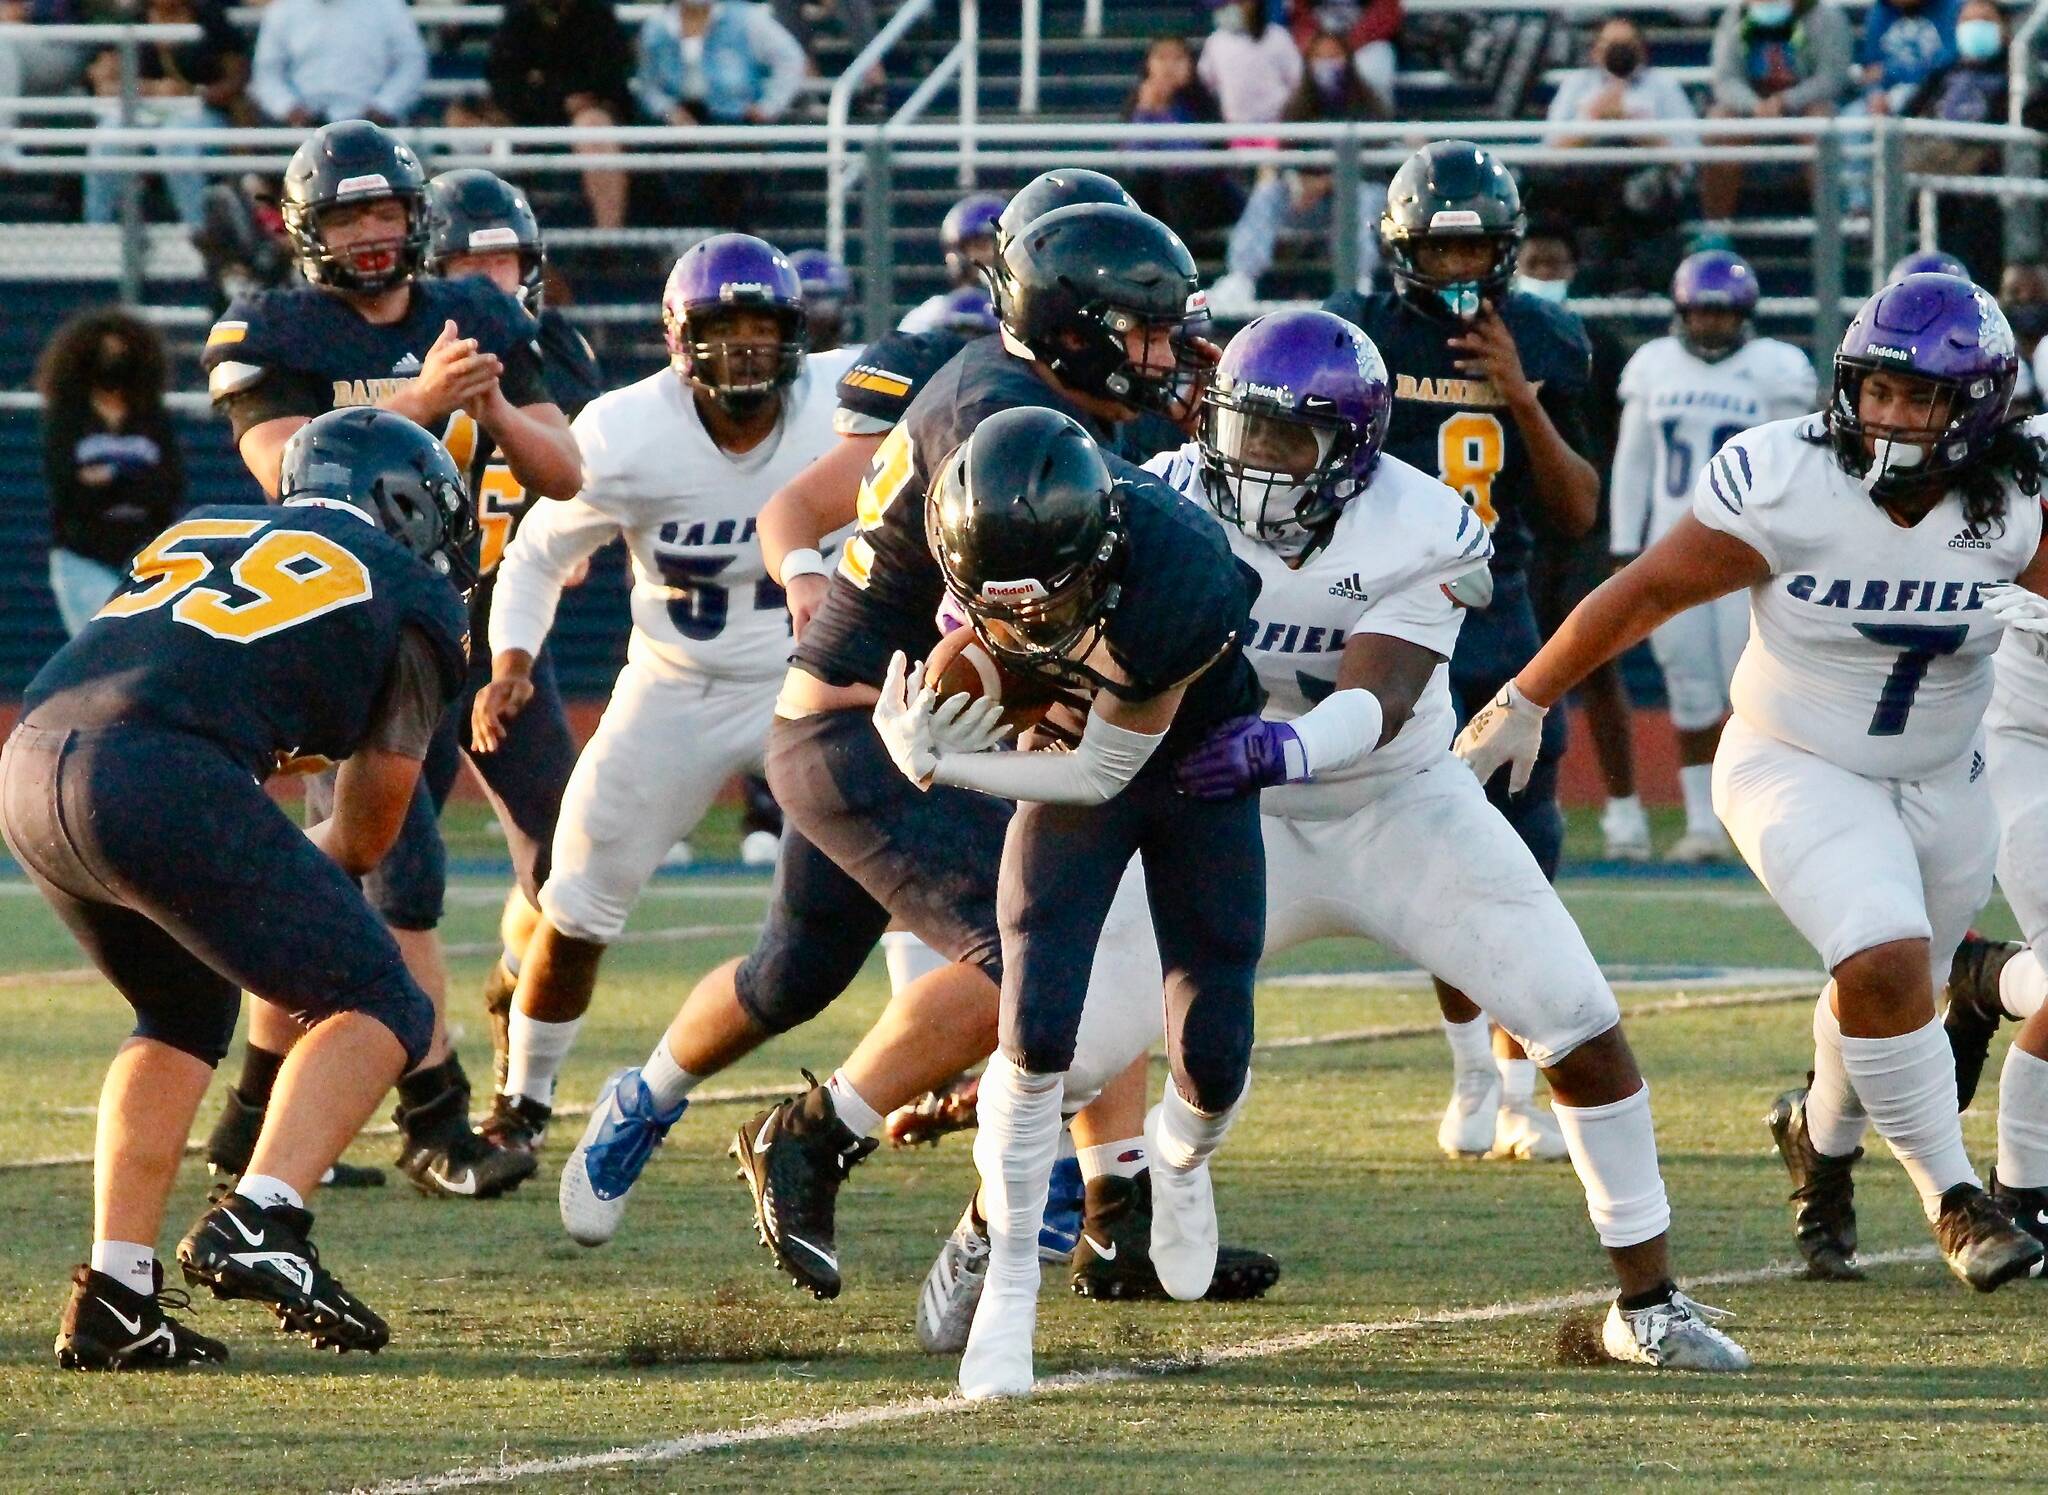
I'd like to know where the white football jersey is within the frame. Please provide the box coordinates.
[1612,334,1817,556]
[1145,442,1490,818]
[1993,618,2048,723]
[491,348,858,682]
[1693,415,2044,779]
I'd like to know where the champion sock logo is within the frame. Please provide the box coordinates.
[1327,572,1370,601]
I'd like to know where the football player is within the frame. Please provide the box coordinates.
[789,248,855,352]
[1888,249,1971,283]
[14,409,476,1367]
[414,168,609,1148]
[1326,140,1600,1166]
[1610,250,1818,863]
[1458,273,2048,1290]
[897,190,1004,334]
[198,120,579,1201]
[474,235,858,1147]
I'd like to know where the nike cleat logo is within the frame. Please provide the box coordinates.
[1081,1234,1117,1262]
[222,1211,266,1248]
[95,1299,145,1336]
[753,1117,777,1155]
[784,1234,839,1272]
[426,1165,478,1196]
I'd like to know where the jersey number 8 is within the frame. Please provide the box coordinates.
[97,518,373,643]
[1437,412,1504,528]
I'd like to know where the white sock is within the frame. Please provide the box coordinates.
[641,1037,700,1111]
[1551,1085,1671,1249]
[1996,1045,2048,1189]
[1497,1055,1537,1106]
[1679,764,1718,835]
[1806,989,1870,1157]
[972,1052,1063,1285]
[1076,1136,1147,1182]
[1838,1016,1977,1219]
[235,1174,303,1214]
[504,1012,583,1106]
[1441,1016,1492,1076]
[1153,1076,1245,1174]
[89,1240,156,1294]
[2001,947,2048,1020]
[825,1069,883,1138]
[1607,792,1644,821]
[881,931,947,996]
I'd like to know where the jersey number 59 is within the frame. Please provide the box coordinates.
[97,518,373,643]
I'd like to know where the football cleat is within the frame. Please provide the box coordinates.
[1664,827,1735,865]
[559,1068,685,1247]
[1764,1086,1864,1281]
[1143,1103,1217,1300]
[958,1269,1039,1400]
[481,959,518,1094]
[1490,1097,1570,1161]
[480,1092,552,1155]
[1069,1173,1281,1303]
[1989,1171,2048,1274]
[1601,1290,1751,1371]
[1437,1068,1501,1159]
[1600,798,1652,862]
[731,1071,877,1299]
[176,1196,389,1352]
[55,1263,229,1371]
[1944,935,2019,1111]
[393,1077,538,1201]
[884,1072,981,1148]
[1934,1182,2045,1291]
[916,1200,991,1354]
[1040,1155,1083,1263]
[204,1087,383,1198]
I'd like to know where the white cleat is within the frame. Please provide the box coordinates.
[1600,798,1652,862]
[1489,1098,1570,1161]
[1143,1104,1219,1301]
[1437,1069,1502,1159]
[1602,1291,1752,1371]
[959,1269,1038,1400]
[1665,827,1735,865]
[558,1068,685,1248]
[917,1202,990,1355]
[740,829,781,866]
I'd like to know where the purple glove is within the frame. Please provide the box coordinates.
[1174,715,1307,801]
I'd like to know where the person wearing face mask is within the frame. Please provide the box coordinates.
[1286,0,1400,111]
[1209,29,1389,316]
[1858,0,1961,117]
[1702,0,1853,222]
[1896,1,2011,283]
[1197,0,1304,145]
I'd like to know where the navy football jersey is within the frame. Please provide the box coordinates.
[1322,288,1594,581]
[202,276,548,442]
[796,336,1117,689]
[535,305,604,420]
[23,505,470,780]
[835,327,979,434]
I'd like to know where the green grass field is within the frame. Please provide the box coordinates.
[1,805,2042,1493]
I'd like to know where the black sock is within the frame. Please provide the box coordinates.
[397,1053,466,1110]
[234,1044,287,1108]
[1618,1281,1677,1312]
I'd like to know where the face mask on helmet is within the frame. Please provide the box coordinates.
[1831,366,1967,497]
[1084,302,1211,426]
[1200,399,1355,555]
[669,305,804,416]
[303,193,422,293]
[1677,306,1751,362]
[1392,230,1518,323]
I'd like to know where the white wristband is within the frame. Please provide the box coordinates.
[778,547,830,585]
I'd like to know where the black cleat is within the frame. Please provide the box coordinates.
[1990,1171,2048,1274]
[480,1092,551,1155]
[482,959,518,1094]
[203,1087,383,1201]
[176,1196,389,1352]
[1765,1086,1864,1281]
[1944,936,2020,1111]
[55,1263,228,1371]
[394,1070,538,1200]
[1069,1173,1281,1303]
[1934,1181,2045,1291]
[730,1071,876,1299]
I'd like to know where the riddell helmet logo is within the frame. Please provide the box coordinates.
[1238,380,1293,403]
[720,282,772,300]
[982,578,1049,602]
[1866,344,1913,362]
[334,174,392,197]
[467,226,521,249]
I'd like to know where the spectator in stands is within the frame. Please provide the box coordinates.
[81,0,249,229]
[192,172,292,310]
[1537,17,1697,293]
[1209,29,1387,314]
[36,309,185,636]
[1287,0,1399,112]
[632,0,807,126]
[1902,0,2013,283]
[1858,0,1960,116]
[0,0,91,107]
[1702,0,1852,220]
[468,0,636,231]
[1121,34,1238,233]
[1198,0,1303,137]
[250,0,427,126]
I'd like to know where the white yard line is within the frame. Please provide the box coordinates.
[348,1246,1940,1494]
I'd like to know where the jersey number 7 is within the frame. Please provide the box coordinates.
[97,518,373,643]
[1852,622,1969,737]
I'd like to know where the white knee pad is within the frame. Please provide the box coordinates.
[538,874,629,946]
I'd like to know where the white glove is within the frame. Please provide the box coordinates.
[1982,581,2048,636]
[872,651,1011,789]
[1452,680,1548,795]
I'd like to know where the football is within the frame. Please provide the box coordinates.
[922,625,1055,732]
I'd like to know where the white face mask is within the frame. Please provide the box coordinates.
[1513,274,1570,303]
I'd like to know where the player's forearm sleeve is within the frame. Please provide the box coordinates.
[488,495,615,659]
[931,711,1165,805]
[1289,687,1387,777]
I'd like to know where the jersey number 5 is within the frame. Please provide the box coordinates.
[1438,412,1504,528]
[840,423,915,589]
[97,518,373,643]
[1852,622,1969,737]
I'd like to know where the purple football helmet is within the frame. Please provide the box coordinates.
[789,247,853,350]
[1671,249,1759,362]
[942,191,1007,285]
[1200,308,1393,548]
[661,233,807,413]
[1887,249,1970,285]
[1828,272,2018,498]
[936,285,999,336]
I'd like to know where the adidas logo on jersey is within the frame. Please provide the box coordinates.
[1327,573,1370,602]
[1949,530,1991,550]
[390,352,423,376]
